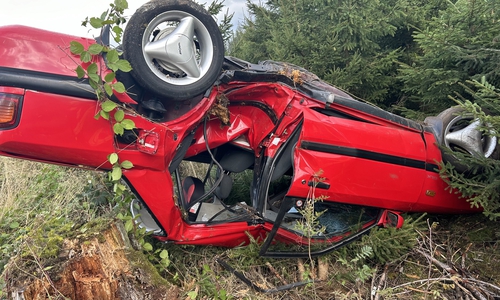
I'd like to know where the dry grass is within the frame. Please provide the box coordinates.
[0,157,91,222]
[1,157,500,299]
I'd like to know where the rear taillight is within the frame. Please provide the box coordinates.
[0,93,22,128]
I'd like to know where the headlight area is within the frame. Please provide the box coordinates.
[0,87,24,129]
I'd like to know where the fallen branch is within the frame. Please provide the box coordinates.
[392,277,454,289]
[466,278,500,294]
[416,247,498,300]
[373,264,388,300]
[416,249,457,275]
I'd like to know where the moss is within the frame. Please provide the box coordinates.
[74,218,114,243]
[19,218,71,260]
[126,249,171,287]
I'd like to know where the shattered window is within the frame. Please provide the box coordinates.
[279,201,380,239]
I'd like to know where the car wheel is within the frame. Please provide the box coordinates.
[438,106,498,172]
[123,0,224,101]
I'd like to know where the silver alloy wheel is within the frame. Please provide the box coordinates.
[444,114,497,158]
[130,199,163,234]
[141,10,214,86]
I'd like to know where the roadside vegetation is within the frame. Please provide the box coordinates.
[1,0,500,299]
[1,160,499,299]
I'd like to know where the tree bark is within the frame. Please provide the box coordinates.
[5,222,178,300]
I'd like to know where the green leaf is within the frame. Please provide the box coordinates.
[187,291,198,300]
[121,119,135,130]
[107,49,119,64]
[89,17,103,29]
[114,109,124,122]
[81,18,89,27]
[113,182,120,194]
[70,41,84,55]
[104,83,113,96]
[88,44,104,55]
[115,0,129,9]
[108,152,119,164]
[88,73,100,83]
[9,221,19,229]
[161,258,170,267]
[116,60,132,72]
[113,82,126,93]
[107,63,117,72]
[111,165,122,181]
[102,19,115,26]
[75,65,85,78]
[121,160,134,169]
[100,110,110,120]
[87,63,98,74]
[112,26,123,41]
[80,51,92,63]
[159,249,169,259]
[99,10,108,22]
[104,72,116,83]
[101,100,117,112]
[115,183,126,193]
[138,227,147,235]
[124,219,133,232]
[89,79,98,90]
[113,122,125,135]
[143,242,153,251]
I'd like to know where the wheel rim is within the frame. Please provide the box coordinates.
[141,10,214,86]
[444,115,497,158]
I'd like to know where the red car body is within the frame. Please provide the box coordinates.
[0,25,478,257]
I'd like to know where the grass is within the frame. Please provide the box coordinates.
[1,157,500,299]
[0,158,107,284]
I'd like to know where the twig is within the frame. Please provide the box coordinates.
[466,278,500,294]
[416,248,490,300]
[453,279,477,300]
[426,219,434,293]
[406,286,434,294]
[462,243,473,272]
[416,249,458,275]
[370,266,378,300]
[374,264,388,300]
[392,277,454,289]
[266,262,288,286]
[25,241,66,299]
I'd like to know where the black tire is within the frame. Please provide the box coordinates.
[123,0,224,101]
[437,106,499,172]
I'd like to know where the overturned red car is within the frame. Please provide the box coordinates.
[0,0,495,258]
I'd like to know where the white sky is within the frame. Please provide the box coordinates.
[0,0,253,38]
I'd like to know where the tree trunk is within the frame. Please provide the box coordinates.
[5,222,178,300]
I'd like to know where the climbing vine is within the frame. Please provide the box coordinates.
[68,0,173,268]
[69,0,134,193]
